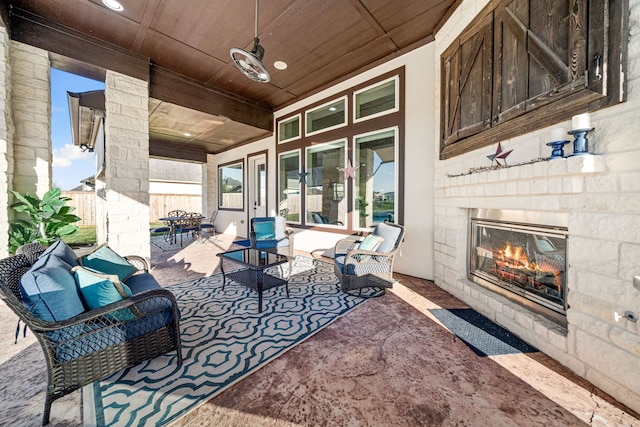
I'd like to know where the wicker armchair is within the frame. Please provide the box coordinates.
[334,221,406,295]
[0,252,182,425]
[16,241,46,263]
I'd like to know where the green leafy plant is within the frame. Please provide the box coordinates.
[9,188,81,253]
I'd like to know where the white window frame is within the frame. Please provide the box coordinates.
[305,96,348,137]
[352,126,399,232]
[353,75,399,124]
[277,113,302,144]
[277,148,302,225]
[304,138,348,228]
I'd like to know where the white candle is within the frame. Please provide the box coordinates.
[550,127,567,141]
[572,113,591,130]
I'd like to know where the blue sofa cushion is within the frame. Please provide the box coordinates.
[20,254,85,322]
[37,239,79,267]
[79,244,138,282]
[124,272,161,294]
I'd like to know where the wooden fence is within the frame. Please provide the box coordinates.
[62,192,203,226]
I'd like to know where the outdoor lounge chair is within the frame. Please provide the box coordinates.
[249,216,295,256]
[333,221,405,295]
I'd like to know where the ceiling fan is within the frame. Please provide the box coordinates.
[230,0,270,83]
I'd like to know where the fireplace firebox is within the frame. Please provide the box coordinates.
[468,209,568,325]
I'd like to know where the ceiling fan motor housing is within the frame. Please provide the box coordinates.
[251,38,265,61]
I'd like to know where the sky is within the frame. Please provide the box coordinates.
[51,69,104,190]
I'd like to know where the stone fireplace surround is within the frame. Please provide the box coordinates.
[433,148,640,412]
[433,0,640,413]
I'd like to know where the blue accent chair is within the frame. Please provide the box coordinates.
[249,216,294,256]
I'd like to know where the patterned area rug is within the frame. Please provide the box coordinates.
[84,256,371,426]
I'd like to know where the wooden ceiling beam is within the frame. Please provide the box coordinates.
[9,8,273,132]
[10,8,150,82]
[150,67,273,132]
[149,139,208,163]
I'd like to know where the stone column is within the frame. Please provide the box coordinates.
[103,70,150,259]
[206,153,217,220]
[10,42,51,197]
[0,28,12,257]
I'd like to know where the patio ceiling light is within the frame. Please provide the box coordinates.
[102,0,124,12]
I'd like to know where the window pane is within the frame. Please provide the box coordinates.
[278,151,301,222]
[355,78,397,120]
[306,98,346,135]
[306,140,346,226]
[257,163,266,206]
[218,162,243,209]
[278,115,300,143]
[354,129,396,228]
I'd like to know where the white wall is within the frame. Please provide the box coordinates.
[210,137,272,238]
[272,44,437,279]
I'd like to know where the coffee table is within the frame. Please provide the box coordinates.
[217,247,292,313]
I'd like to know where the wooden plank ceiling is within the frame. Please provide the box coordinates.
[4,0,458,160]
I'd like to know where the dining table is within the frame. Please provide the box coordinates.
[157,216,182,244]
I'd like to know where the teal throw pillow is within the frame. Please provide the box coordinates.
[254,221,276,240]
[79,244,138,282]
[358,234,384,251]
[73,267,135,320]
[73,267,132,308]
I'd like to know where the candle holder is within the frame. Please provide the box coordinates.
[546,140,571,159]
[568,127,595,156]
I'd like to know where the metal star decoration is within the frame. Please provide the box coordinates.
[298,169,308,183]
[339,159,359,179]
[487,142,513,166]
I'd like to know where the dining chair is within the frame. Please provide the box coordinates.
[200,210,218,238]
[175,212,203,246]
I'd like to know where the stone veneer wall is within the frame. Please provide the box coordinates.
[9,42,51,198]
[0,28,11,256]
[433,0,640,412]
[102,70,150,259]
[205,154,216,221]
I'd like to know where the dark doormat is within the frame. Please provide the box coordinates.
[429,308,538,357]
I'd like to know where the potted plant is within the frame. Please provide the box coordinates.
[9,187,81,253]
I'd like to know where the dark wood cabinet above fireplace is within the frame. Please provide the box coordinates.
[440,0,628,160]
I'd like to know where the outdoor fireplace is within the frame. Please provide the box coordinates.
[468,209,568,325]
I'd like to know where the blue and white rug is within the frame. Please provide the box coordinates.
[84,256,371,426]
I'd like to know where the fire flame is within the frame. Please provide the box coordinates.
[496,243,561,291]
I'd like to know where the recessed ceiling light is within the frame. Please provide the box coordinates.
[274,61,288,70]
[102,0,124,12]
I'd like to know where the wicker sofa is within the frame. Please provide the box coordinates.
[0,240,182,425]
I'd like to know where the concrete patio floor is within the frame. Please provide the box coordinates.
[0,232,639,426]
